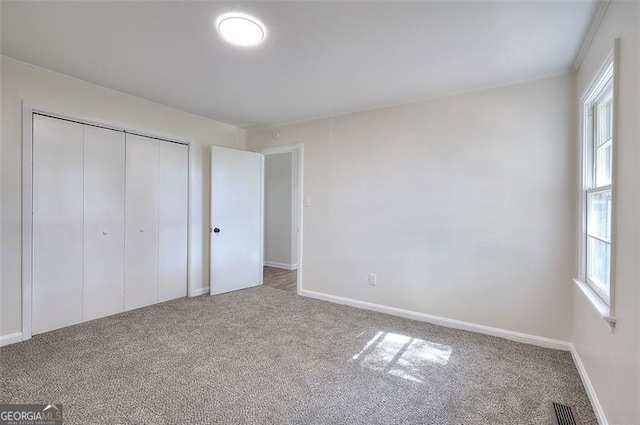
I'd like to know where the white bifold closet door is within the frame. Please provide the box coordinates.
[158,142,188,302]
[83,126,125,321]
[125,134,160,310]
[33,115,84,334]
[32,116,188,334]
[125,134,188,310]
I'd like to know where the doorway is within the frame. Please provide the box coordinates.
[262,145,303,294]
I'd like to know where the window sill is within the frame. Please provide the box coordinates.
[573,278,617,332]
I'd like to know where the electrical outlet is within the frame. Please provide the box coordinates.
[368,273,377,286]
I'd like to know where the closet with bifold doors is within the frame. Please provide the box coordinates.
[32,114,188,335]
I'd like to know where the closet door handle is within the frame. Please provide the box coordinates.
[213,227,220,234]
[139,227,145,233]
[102,229,108,235]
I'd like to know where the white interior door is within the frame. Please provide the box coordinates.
[210,147,263,295]
[125,134,159,310]
[32,115,84,334]
[83,125,125,321]
[158,141,188,302]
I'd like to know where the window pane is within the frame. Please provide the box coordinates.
[597,98,613,145]
[587,190,611,241]
[587,236,610,295]
[595,140,612,187]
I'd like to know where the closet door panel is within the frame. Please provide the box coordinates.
[32,115,84,334]
[83,126,125,321]
[125,134,159,310]
[158,142,188,302]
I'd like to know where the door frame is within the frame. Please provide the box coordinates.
[261,144,304,294]
[21,101,195,341]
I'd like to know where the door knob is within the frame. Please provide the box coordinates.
[102,230,108,235]
[213,228,220,233]
[139,227,145,233]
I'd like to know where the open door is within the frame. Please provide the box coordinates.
[210,146,264,295]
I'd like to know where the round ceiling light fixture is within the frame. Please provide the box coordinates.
[216,13,266,47]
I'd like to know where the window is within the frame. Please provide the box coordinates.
[581,55,615,306]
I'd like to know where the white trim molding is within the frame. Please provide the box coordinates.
[264,261,298,270]
[573,279,617,329]
[248,70,571,131]
[0,332,24,347]
[1,55,237,130]
[570,344,608,425]
[190,287,210,297]
[299,289,571,351]
[576,40,619,332]
[573,0,612,71]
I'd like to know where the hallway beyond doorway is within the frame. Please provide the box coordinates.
[263,266,296,293]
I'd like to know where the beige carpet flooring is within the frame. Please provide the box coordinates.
[0,286,596,424]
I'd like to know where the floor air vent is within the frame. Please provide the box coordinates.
[551,402,581,425]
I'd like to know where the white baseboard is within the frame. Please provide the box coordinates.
[264,261,298,270]
[299,289,571,351]
[570,344,608,425]
[190,287,210,297]
[0,332,23,347]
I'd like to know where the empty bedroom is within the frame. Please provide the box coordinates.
[0,1,638,424]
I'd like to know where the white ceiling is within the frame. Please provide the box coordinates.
[1,1,597,128]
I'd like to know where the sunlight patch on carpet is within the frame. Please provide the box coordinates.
[351,331,452,383]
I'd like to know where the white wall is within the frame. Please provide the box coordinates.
[248,74,576,341]
[264,152,293,267]
[572,2,640,424]
[0,57,245,338]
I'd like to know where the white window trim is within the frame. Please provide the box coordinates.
[575,39,619,331]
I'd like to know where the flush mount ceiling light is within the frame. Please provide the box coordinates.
[216,13,266,47]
